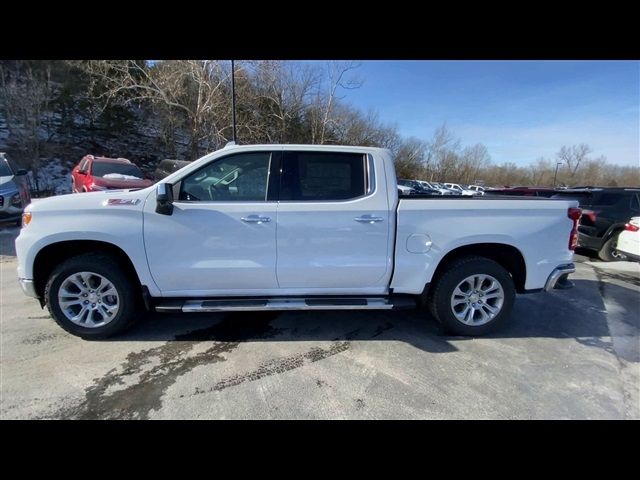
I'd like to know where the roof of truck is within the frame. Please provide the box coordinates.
[221,143,389,153]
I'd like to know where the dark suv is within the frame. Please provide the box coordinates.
[551,188,640,261]
[154,159,191,181]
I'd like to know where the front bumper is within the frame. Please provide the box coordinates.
[544,263,576,292]
[18,278,38,298]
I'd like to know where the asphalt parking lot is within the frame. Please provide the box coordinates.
[1,224,638,419]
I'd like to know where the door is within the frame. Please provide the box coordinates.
[143,151,280,296]
[276,150,391,291]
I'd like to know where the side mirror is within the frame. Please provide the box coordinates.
[16,169,28,176]
[155,183,174,215]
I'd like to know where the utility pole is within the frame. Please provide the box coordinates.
[553,162,563,187]
[231,59,237,143]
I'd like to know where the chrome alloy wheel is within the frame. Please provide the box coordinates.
[450,274,505,326]
[57,272,120,328]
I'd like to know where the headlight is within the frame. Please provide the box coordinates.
[11,193,22,207]
[90,184,107,191]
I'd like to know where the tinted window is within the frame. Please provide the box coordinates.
[91,161,143,178]
[0,159,13,176]
[592,192,628,206]
[631,195,640,212]
[281,152,366,201]
[179,152,271,202]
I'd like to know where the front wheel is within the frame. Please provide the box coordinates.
[428,256,516,336]
[45,253,140,339]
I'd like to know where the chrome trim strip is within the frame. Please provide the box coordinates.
[178,297,393,313]
[18,278,38,298]
[544,264,576,292]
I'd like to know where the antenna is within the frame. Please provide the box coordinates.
[231,59,237,144]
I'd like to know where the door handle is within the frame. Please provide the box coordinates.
[354,215,384,224]
[241,215,271,224]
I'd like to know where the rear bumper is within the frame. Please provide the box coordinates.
[18,278,38,298]
[544,263,576,292]
[578,232,603,251]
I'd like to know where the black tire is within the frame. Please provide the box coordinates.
[428,255,516,336]
[598,234,625,262]
[44,253,140,339]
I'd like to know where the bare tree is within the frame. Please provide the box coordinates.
[0,62,53,192]
[309,61,363,144]
[249,61,319,143]
[530,157,552,185]
[556,144,592,179]
[394,137,428,179]
[81,60,231,159]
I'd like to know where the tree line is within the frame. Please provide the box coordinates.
[0,60,637,188]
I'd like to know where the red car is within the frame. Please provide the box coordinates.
[71,156,153,193]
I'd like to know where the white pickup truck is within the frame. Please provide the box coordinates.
[15,144,580,339]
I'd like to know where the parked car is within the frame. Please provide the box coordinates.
[616,217,640,262]
[444,183,477,196]
[16,143,579,339]
[0,152,31,226]
[467,185,485,195]
[419,181,455,195]
[551,188,640,261]
[398,179,441,195]
[397,184,415,195]
[484,187,557,197]
[71,155,153,193]
[154,159,191,181]
[430,182,461,195]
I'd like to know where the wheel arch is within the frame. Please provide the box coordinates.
[430,243,527,294]
[33,240,142,299]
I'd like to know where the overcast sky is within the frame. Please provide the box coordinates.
[323,60,639,167]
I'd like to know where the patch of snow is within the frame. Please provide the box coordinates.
[102,173,142,180]
[29,158,72,195]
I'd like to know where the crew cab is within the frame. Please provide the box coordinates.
[16,144,579,339]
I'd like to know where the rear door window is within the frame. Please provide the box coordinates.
[280,151,367,201]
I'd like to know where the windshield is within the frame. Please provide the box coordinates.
[92,162,143,178]
[0,160,13,176]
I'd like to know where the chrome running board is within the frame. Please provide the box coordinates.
[155,297,415,313]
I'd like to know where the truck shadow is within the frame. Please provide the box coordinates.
[114,279,638,361]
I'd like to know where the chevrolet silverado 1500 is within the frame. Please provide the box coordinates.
[16,144,579,338]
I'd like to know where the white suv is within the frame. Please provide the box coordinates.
[616,217,640,262]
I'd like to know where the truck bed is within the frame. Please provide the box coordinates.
[391,196,578,294]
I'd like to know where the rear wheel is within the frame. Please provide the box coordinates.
[428,256,515,336]
[45,253,140,339]
[598,234,626,262]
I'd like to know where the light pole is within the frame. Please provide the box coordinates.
[553,162,563,187]
[231,59,237,143]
